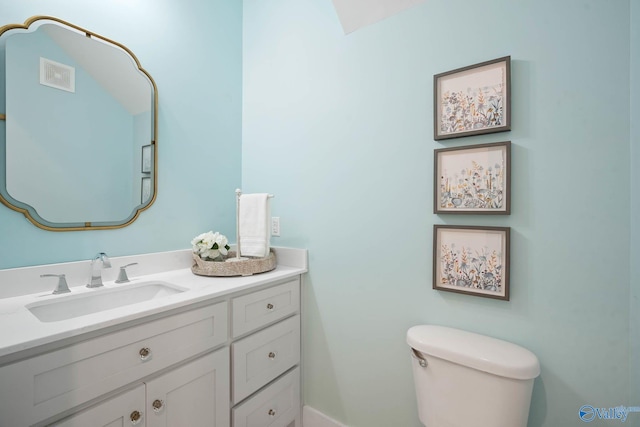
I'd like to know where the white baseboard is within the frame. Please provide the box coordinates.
[303,406,348,427]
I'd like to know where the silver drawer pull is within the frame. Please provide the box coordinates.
[130,410,143,425]
[152,399,164,412]
[268,409,276,417]
[139,347,151,361]
[268,351,276,360]
[266,303,274,310]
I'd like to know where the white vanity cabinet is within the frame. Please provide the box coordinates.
[230,279,301,427]
[0,272,303,427]
[0,301,228,427]
[54,349,230,427]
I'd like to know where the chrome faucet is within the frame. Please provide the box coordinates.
[87,252,111,288]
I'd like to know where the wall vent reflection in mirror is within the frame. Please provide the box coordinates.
[40,57,75,93]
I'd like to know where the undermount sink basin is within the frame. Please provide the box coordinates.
[27,281,187,322]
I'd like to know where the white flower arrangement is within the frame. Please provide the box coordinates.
[191,231,231,261]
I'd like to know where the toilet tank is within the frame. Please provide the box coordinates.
[407,325,540,427]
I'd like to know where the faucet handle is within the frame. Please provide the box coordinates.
[41,274,71,295]
[115,263,138,283]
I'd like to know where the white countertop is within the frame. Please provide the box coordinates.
[0,247,307,364]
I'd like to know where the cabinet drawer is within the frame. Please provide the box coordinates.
[232,279,300,338]
[233,367,300,427]
[232,315,300,403]
[0,302,227,427]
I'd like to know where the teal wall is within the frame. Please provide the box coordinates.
[243,0,632,426]
[631,0,640,405]
[0,0,242,269]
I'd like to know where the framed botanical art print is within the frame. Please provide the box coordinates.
[433,225,510,300]
[141,176,151,204]
[434,56,511,140]
[434,141,511,214]
[141,144,152,173]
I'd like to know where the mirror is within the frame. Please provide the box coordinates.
[0,16,157,231]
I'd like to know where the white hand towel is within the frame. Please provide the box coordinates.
[239,193,271,258]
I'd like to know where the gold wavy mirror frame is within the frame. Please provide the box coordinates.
[0,16,158,231]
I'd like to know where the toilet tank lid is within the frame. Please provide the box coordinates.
[407,325,540,380]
